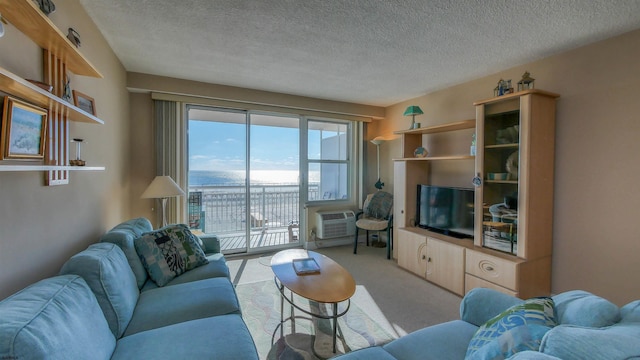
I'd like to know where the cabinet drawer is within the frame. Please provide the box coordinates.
[465,274,517,297]
[465,250,518,290]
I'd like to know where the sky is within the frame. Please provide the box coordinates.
[188,120,319,172]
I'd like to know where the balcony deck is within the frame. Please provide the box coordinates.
[218,228,296,252]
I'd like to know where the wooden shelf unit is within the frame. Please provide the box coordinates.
[394,90,558,299]
[0,0,105,177]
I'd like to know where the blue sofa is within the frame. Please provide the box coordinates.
[333,287,640,360]
[0,218,259,360]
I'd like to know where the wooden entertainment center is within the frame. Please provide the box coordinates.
[394,90,559,299]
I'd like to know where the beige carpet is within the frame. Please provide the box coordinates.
[236,280,397,359]
[227,243,462,355]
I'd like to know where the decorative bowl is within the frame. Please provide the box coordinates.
[414,147,428,158]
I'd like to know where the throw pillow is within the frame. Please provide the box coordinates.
[135,224,208,286]
[465,296,557,360]
[364,191,393,219]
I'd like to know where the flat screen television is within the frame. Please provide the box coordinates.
[416,185,475,239]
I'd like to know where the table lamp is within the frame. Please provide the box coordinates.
[403,106,423,129]
[141,175,185,227]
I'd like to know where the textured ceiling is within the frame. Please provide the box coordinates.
[79,0,640,107]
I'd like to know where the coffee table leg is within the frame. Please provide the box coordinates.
[290,291,296,333]
[332,302,338,353]
[279,281,284,339]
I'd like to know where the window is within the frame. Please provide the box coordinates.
[307,119,351,201]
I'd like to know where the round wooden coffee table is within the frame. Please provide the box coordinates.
[271,249,356,353]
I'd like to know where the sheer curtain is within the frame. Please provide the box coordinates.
[153,100,186,225]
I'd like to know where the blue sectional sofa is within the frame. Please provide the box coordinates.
[0,218,259,360]
[333,287,640,360]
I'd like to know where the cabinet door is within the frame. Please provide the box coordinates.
[393,161,407,260]
[397,229,427,278]
[426,237,465,295]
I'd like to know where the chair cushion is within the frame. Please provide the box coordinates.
[100,217,153,288]
[364,191,393,219]
[135,224,209,286]
[0,275,116,360]
[465,297,557,360]
[356,218,390,231]
[59,243,139,338]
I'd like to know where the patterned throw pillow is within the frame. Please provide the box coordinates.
[364,191,393,219]
[134,224,208,286]
[465,297,557,360]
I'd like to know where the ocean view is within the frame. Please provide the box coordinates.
[189,169,318,187]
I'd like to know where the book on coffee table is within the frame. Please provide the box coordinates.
[292,257,321,275]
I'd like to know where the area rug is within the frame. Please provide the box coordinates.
[236,280,397,359]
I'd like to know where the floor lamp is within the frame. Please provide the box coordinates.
[141,175,185,227]
[371,136,385,190]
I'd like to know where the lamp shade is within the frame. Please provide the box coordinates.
[403,106,423,117]
[370,136,385,146]
[141,176,185,199]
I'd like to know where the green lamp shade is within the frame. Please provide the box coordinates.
[403,106,424,116]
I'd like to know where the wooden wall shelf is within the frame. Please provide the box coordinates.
[0,66,103,124]
[0,165,105,172]
[0,0,102,78]
[394,119,475,135]
[393,155,475,161]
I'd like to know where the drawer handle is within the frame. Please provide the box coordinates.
[479,260,498,276]
[422,255,426,260]
[427,257,432,262]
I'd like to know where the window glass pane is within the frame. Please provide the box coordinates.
[308,162,348,201]
[308,121,348,161]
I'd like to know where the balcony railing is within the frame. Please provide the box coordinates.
[188,184,319,235]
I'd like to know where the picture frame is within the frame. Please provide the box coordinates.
[1,96,48,160]
[72,90,96,116]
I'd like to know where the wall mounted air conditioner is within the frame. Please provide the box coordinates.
[316,210,356,239]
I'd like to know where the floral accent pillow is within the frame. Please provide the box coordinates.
[465,296,557,360]
[134,224,208,286]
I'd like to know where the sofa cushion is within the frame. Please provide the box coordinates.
[100,217,153,288]
[552,290,620,327]
[60,242,139,338]
[140,253,230,291]
[123,277,241,336]
[112,314,259,360]
[135,224,209,286]
[383,320,478,360]
[539,324,640,360]
[332,346,399,359]
[621,300,640,323]
[465,297,557,360]
[460,287,524,327]
[0,275,116,360]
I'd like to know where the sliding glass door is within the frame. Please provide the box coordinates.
[186,106,301,254]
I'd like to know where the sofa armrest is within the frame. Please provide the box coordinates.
[199,234,221,254]
[460,288,523,326]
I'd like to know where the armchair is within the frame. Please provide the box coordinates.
[353,191,393,259]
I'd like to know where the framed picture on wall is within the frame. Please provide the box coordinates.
[1,96,48,160]
[72,90,97,116]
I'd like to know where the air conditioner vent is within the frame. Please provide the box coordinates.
[316,210,356,239]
